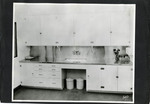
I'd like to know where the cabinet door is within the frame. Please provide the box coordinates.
[100,66,118,91]
[41,15,74,46]
[20,63,35,86]
[110,11,131,46]
[118,66,133,92]
[86,68,100,91]
[74,13,110,46]
[17,16,41,45]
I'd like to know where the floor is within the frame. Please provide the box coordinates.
[14,87,132,102]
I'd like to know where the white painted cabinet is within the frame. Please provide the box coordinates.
[17,16,42,45]
[118,66,133,92]
[110,11,131,46]
[86,67,100,91]
[87,66,117,92]
[100,66,118,91]
[20,63,63,89]
[41,15,74,46]
[74,13,110,46]
[87,65,133,93]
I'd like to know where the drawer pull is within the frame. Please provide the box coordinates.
[52,65,55,67]
[52,69,56,71]
[90,41,94,44]
[52,82,56,84]
[101,68,104,70]
[116,76,119,78]
[52,74,56,76]
[39,68,42,70]
[39,82,43,83]
[39,74,43,76]
[101,86,105,88]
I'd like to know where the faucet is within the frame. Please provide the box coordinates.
[113,49,120,63]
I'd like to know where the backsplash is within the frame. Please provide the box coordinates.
[55,46,105,63]
[29,46,130,64]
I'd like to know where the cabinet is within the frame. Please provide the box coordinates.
[87,65,133,93]
[20,63,63,89]
[74,13,110,46]
[41,15,74,46]
[100,66,117,91]
[86,68,100,91]
[110,11,131,45]
[87,66,117,92]
[118,66,133,92]
[17,16,42,45]
[18,6,133,46]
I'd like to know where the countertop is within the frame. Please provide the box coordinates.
[20,59,133,66]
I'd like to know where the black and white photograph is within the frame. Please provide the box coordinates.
[12,3,135,103]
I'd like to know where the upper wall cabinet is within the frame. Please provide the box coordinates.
[74,13,110,46]
[17,16,42,45]
[17,5,134,46]
[41,15,74,46]
[110,11,131,46]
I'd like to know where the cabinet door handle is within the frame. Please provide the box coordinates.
[52,74,56,76]
[116,76,119,78]
[55,42,59,44]
[101,86,105,88]
[101,68,104,70]
[131,68,133,71]
[90,41,94,44]
[39,82,43,84]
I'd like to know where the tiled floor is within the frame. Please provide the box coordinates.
[14,87,132,102]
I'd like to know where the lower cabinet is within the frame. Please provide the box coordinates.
[87,66,117,92]
[20,63,133,93]
[87,65,133,93]
[20,63,63,89]
[118,66,133,92]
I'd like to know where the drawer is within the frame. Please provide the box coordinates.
[49,68,61,72]
[49,78,61,88]
[22,78,62,88]
[32,71,51,78]
[31,78,49,87]
[50,72,61,78]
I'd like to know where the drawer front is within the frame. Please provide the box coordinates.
[49,78,61,88]
[50,72,61,78]
[32,71,51,78]
[50,68,61,72]
[31,78,49,87]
